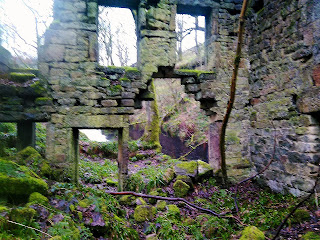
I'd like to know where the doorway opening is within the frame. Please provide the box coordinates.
[78,128,119,186]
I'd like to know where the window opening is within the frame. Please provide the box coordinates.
[98,7,137,67]
[176,14,205,69]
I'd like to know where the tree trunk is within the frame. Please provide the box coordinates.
[219,0,249,186]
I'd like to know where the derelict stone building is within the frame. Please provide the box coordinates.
[1,0,319,195]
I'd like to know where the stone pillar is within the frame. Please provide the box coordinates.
[208,118,222,173]
[17,122,36,151]
[118,127,129,191]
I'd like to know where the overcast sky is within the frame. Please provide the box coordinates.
[0,0,204,65]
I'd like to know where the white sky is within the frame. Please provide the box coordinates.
[0,0,53,57]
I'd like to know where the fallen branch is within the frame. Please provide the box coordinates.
[272,166,320,240]
[106,191,227,217]
[7,220,52,238]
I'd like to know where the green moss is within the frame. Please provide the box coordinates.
[28,192,49,205]
[0,158,48,200]
[134,205,156,222]
[10,68,38,76]
[176,175,193,187]
[149,190,159,204]
[106,178,117,186]
[156,200,167,211]
[119,195,135,206]
[239,226,265,240]
[162,168,175,183]
[78,199,91,208]
[120,77,130,82]
[136,197,147,205]
[295,127,308,135]
[9,207,36,224]
[176,69,214,77]
[29,81,46,95]
[35,97,52,105]
[167,204,180,220]
[10,72,36,82]
[107,84,122,95]
[173,180,190,197]
[0,206,8,212]
[290,209,310,224]
[142,79,162,152]
[15,147,50,177]
[302,232,320,240]
[176,161,197,175]
[226,131,240,144]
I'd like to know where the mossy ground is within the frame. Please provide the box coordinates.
[0,138,318,239]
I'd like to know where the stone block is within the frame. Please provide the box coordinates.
[297,87,320,113]
[40,44,65,62]
[65,49,88,62]
[101,100,118,107]
[186,84,200,93]
[121,99,135,107]
[46,29,77,45]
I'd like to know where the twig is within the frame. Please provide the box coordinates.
[178,140,208,160]
[7,220,53,238]
[233,127,277,213]
[272,166,320,240]
[106,191,227,217]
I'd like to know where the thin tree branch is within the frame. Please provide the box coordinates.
[105,191,227,217]
[219,0,249,186]
[7,220,53,238]
[272,166,320,240]
[178,140,208,160]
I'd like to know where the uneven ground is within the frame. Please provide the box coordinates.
[0,142,319,239]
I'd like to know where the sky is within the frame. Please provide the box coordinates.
[0,0,53,57]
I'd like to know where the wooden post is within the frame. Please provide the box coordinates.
[118,127,129,191]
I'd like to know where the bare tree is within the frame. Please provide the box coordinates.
[98,7,137,67]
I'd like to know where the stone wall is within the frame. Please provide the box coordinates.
[31,0,320,194]
[245,0,320,196]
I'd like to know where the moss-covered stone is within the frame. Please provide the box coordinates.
[162,167,175,183]
[239,226,265,240]
[15,147,51,177]
[173,179,190,197]
[301,231,320,240]
[291,209,311,224]
[176,175,193,188]
[197,160,213,179]
[0,158,48,202]
[156,200,167,211]
[35,97,52,105]
[167,204,180,220]
[175,161,198,177]
[9,207,36,224]
[119,195,136,206]
[28,192,49,205]
[136,197,147,205]
[134,205,156,222]
[10,72,36,83]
